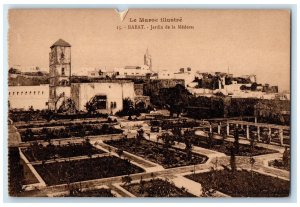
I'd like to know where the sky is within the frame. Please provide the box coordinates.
[9,9,290,91]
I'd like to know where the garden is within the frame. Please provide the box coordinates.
[16,119,111,129]
[33,156,144,186]
[20,123,123,142]
[172,128,277,156]
[9,110,109,122]
[185,168,290,197]
[269,147,290,171]
[22,140,106,162]
[104,137,208,169]
[122,177,194,197]
[189,135,277,156]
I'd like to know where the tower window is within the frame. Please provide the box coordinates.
[62,68,65,76]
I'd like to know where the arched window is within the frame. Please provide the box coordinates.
[17,92,19,95]
[42,91,44,95]
[9,92,10,95]
[114,102,117,108]
[38,91,40,95]
[34,91,36,95]
[29,91,31,94]
[25,91,27,95]
[61,67,65,76]
[13,92,14,95]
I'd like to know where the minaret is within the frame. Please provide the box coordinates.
[48,39,71,110]
[144,48,152,70]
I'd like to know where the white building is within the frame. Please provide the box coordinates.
[70,81,136,114]
[157,67,195,86]
[115,49,153,78]
[8,85,49,110]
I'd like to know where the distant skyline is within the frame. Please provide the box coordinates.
[9,9,290,91]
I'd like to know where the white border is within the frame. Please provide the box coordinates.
[1,1,299,207]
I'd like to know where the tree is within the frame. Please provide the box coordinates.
[249,134,256,153]
[58,98,77,114]
[135,101,147,113]
[108,146,112,156]
[116,148,124,159]
[233,127,240,153]
[221,129,226,145]
[249,156,256,173]
[161,84,191,117]
[139,176,145,194]
[251,82,258,91]
[172,127,182,142]
[122,175,132,187]
[9,67,21,74]
[122,98,135,119]
[201,166,217,197]
[206,132,213,148]
[184,130,194,160]
[136,128,144,144]
[230,147,237,172]
[159,132,175,150]
[184,137,193,161]
[282,146,290,167]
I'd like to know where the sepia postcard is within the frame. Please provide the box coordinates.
[7,9,291,198]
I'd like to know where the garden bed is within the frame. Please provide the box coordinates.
[104,139,208,169]
[185,169,289,197]
[34,156,144,186]
[187,135,277,156]
[269,159,290,171]
[22,142,106,162]
[20,124,123,142]
[16,120,111,129]
[123,178,194,197]
[9,110,108,122]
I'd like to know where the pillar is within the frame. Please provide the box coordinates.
[279,128,284,146]
[246,125,250,139]
[257,126,261,141]
[217,123,221,134]
[209,123,212,133]
[255,117,257,123]
[227,122,230,136]
[268,127,272,143]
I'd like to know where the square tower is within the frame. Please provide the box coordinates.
[48,39,71,110]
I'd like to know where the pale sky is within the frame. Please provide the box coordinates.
[9,9,290,91]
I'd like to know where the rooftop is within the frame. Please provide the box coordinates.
[50,39,71,48]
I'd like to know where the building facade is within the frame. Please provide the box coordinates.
[71,81,136,114]
[8,85,49,110]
